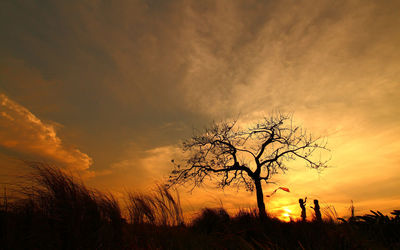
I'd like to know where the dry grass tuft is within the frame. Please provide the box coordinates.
[126,185,183,226]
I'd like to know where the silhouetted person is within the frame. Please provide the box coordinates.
[312,199,322,222]
[299,197,307,221]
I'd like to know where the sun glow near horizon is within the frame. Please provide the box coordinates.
[274,207,294,222]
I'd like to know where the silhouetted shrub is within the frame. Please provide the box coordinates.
[191,207,230,233]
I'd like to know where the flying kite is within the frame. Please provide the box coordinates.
[266,187,290,197]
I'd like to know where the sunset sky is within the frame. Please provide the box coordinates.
[1,0,399,220]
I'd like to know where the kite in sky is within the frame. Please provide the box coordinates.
[266,187,290,197]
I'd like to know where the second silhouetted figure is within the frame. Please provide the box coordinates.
[312,199,322,222]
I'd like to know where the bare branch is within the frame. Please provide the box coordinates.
[167,113,330,215]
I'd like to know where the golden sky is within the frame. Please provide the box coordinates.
[1,0,399,220]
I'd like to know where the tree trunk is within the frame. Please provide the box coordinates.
[254,178,266,218]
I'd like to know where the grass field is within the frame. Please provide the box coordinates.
[1,163,399,249]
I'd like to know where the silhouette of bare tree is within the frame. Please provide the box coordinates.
[168,113,329,217]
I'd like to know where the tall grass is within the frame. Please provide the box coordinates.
[126,185,183,226]
[322,204,339,223]
[1,162,124,249]
[1,162,399,249]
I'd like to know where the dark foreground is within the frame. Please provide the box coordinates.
[1,164,399,249]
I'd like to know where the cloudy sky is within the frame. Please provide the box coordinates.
[1,0,399,219]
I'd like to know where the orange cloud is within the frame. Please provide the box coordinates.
[0,93,93,175]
